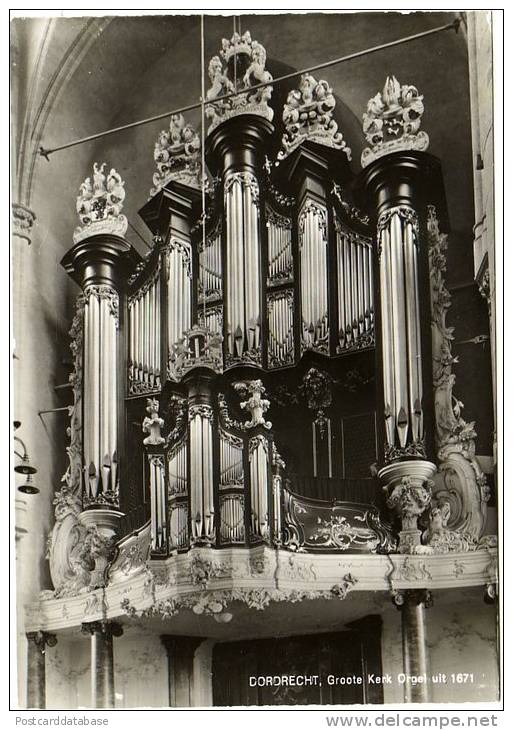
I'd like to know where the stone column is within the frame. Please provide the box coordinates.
[26,631,57,709]
[161,636,204,707]
[394,590,432,703]
[82,621,123,708]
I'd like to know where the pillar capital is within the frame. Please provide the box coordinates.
[161,635,205,707]
[161,635,205,656]
[392,588,433,609]
[61,234,139,291]
[205,114,274,179]
[81,620,124,638]
[356,150,445,219]
[12,202,36,244]
[26,630,57,654]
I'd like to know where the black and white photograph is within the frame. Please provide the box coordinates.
[10,8,502,713]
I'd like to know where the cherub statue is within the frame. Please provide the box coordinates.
[142,397,165,446]
[169,114,186,150]
[207,56,234,100]
[245,41,273,104]
[92,162,106,195]
[76,177,93,221]
[106,168,125,216]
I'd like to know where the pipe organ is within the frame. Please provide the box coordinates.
[148,454,167,552]
[266,206,293,286]
[128,266,161,395]
[168,436,188,549]
[60,33,449,563]
[83,285,119,505]
[267,289,294,368]
[335,218,374,352]
[188,404,215,544]
[198,224,222,303]
[299,199,329,355]
[378,206,423,455]
[224,172,262,364]
[166,236,192,358]
[249,434,271,540]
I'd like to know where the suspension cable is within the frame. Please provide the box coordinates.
[201,13,207,324]
[38,17,460,159]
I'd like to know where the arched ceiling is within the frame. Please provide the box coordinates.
[13,11,472,285]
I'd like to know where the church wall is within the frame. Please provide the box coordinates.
[381,589,499,704]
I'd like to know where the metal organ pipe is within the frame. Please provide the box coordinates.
[390,212,409,447]
[380,227,396,448]
[82,287,119,503]
[378,207,424,453]
[300,200,329,353]
[90,292,100,497]
[166,240,191,358]
[189,405,214,544]
[225,173,262,361]
[335,219,374,353]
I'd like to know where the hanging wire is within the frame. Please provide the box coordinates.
[37,18,460,159]
[200,14,207,325]
[233,15,238,91]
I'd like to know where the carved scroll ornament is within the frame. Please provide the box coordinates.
[428,205,489,541]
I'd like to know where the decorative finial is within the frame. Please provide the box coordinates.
[205,31,274,133]
[233,380,272,430]
[361,76,429,168]
[73,163,128,243]
[150,114,201,196]
[278,74,351,161]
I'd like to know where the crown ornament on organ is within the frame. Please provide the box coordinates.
[361,75,429,168]
[205,30,274,133]
[74,162,128,243]
[278,74,351,161]
[150,113,202,196]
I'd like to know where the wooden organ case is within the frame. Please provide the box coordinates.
[60,32,450,563]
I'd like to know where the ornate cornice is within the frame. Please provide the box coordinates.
[31,546,499,632]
